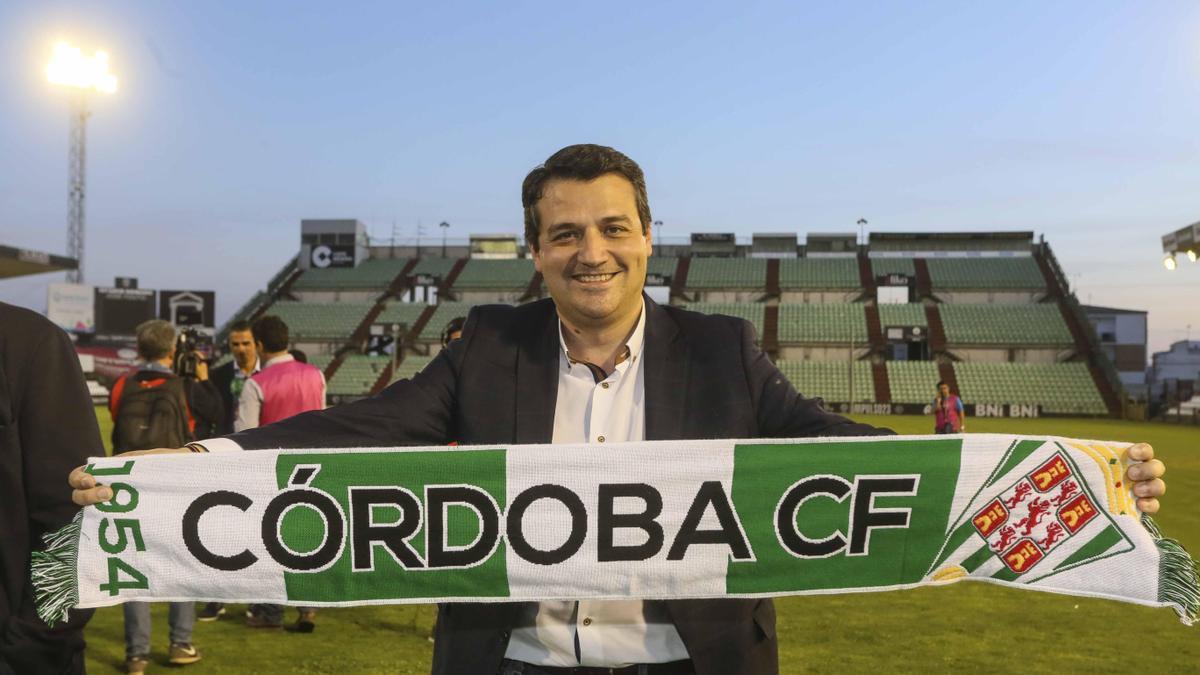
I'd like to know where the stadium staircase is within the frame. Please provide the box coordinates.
[669,257,691,300]
[762,305,779,357]
[521,271,544,302]
[765,259,781,298]
[439,258,469,299]
[923,302,949,355]
[857,252,877,295]
[872,362,891,403]
[369,360,396,396]
[913,258,934,299]
[937,361,959,396]
[406,305,439,346]
[864,303,886,352]
[1034,246,1124,416]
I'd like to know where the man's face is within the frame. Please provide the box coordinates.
[228,330,255,368]
[531,174,651,330]
[939,384,950,397]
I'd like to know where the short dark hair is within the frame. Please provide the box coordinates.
[252,315,289,353]
[522,144,651,250]
[937,380,947,388]
[229,319,252,334]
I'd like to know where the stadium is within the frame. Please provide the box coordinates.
[217,221,1123,421]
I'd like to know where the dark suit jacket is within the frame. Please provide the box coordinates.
[209,360,240,436]
[0,303,98,674]
[227,296,889,675]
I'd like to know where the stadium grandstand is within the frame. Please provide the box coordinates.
[221,223,1125,418]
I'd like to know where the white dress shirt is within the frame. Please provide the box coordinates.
[504,302,690,667]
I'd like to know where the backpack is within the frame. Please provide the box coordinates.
[111,373,194,452]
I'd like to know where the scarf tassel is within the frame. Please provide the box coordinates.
[30,510,83,628]
[1142,513,1200,626]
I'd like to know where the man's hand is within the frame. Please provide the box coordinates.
[193,353,209,381]
[1126,443,1166,514]
[70,447,190,506]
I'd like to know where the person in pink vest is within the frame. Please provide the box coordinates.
[931,379,966,434]
[234,315,326,633]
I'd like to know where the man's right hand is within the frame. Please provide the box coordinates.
[70,447,189,506]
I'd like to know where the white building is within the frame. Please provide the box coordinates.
[1148,340,1200,406]
[1083,305,1148,400]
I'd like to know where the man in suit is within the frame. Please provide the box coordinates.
[1,303,97,673]
[72,145,1167,675]
[207,320,259,438]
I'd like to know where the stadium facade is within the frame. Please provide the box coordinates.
[219,223,1131,419]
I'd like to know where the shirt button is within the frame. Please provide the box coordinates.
[597,436,605,443]
[582,617,592,626]
[601,382,610,389]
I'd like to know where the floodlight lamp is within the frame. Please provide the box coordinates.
[46,42,118,94]
[1164,254,1177,271]
[1188,249,1198,263]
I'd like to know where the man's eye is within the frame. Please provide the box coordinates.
[553,231,578,241]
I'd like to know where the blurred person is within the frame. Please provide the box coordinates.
[196,321,258,622]
[71,145,1169,674]
[441,316,466,348]
[235,316,326,633]
[109,320,216,672]
[931,380,965,434]
[0,303,97,674]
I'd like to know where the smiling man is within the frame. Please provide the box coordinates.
[70,144,1167,675]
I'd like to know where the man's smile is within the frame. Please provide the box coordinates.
[571,271,621,284]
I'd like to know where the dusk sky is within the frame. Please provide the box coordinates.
[1,1,1198,356]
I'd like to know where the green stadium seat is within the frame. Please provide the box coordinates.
[269,301,375,340]
[869,258,917,277]
[877,303,927,328]
[926,257,1045,289]
[409,256,458,277]
[646,257,680,277]
[940,304,1071,345]
[778,259,860,289]
[777,304,867,343]
[392,355,435,382]
[686,259,767,289]
[326,354,391,396]
[885,360,940,404]
[375,303,429,333]
[776,360,874,403]
[954,362,1106,414]
[419,302,478,341]
[683,303,765,337]
[452,259,535,290]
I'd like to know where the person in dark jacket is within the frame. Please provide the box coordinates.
[0,302,98,674]
[205,320,258,438]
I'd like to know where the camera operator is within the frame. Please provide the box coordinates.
[171,328,223,440]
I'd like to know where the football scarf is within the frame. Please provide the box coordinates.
[33,434,1198,627]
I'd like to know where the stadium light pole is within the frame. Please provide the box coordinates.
[857,218,868,248]
[439,221,449,257]
[654,220,663,243]
[45,41,118,284]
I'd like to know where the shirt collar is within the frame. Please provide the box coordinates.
[235,357,261,379]
[139,361,173,374]
[556,298,647,374]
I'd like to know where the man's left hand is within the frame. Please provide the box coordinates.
[1126,443,1166,514]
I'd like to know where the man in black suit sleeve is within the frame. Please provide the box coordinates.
[1,302,98,674]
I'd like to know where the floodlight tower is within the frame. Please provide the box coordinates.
[46,42,118,284]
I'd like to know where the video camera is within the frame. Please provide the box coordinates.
[174,328,214,378]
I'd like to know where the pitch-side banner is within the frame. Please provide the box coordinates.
[34,435,1198,626]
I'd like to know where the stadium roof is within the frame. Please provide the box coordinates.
[1082,304,1148,316]
[0,244,78,279]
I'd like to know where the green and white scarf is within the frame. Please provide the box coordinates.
[34,434,1198,627]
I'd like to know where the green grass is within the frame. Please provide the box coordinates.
[84,409,1199,673]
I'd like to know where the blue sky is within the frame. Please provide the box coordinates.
[1,1,1198,355]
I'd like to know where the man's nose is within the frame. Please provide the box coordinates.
[577,228,608,266]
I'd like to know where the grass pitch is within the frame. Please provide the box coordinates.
[84,409,1198,673]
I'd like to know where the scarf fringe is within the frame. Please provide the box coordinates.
[30,510,83,628]
[1141,513,1199,625]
